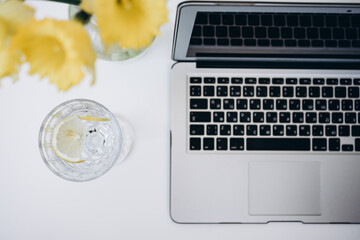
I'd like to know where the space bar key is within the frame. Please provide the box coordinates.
[247,138,311,151]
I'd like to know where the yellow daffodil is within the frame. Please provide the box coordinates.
[12,19,96,91]
[80,0,168,49]
[0,0,34,80]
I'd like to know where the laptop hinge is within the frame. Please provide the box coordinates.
[196,60,360,69]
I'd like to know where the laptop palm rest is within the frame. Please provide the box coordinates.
[249,161,321,216]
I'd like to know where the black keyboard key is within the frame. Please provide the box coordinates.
[311,40,324,47]
[230,138,245,150]
[329,100,340,110]
[355,79,360,85]
[248,14,260,26]
[276,99,287,110]
[307,28,319,39]
[306,112,317,123]
[316,100,327,110]
[274,15,286,26]
[270,86,281,97]
[342,100,353,111]
[289,99,301,110]
[244,39,256,46]
[190,125,204,135]
[227,111,238,123]
[300,15,311,27]
[300,78,311,85]
[272,78,284,84]
[313,15,325,27]
[247,138,310,151]
[245,78,257,84]
[250,99,261,110]
[283,86,294,97]
[332,112,344,123]
[207,124,218,135]
[204,86,215,96]
[210,99,221,109]
[190,77,201,83]
[287,15,299,26]
[286,78,297,85]
[216,138,227,150]
[329,138,340,151]
[190,38,201,45]
[273,125,284,136]
[352,15,360,27]
[222,14,234,25]
[242,27,254,37]
[203,26,215,37]
[353,40,360,47]
[342,144,354,152]
[309,87,320,97]
[325,40,337,47]
[259,78,270,84]
[319,112,330,123]
[191,26,201,37]
[220,124,231,135]
[209,13,221,25]
[190,112,211,122]
[218,77,229,84]
[353,126,360,136]
[243,86,254,97]
[240,112,251,122]
[313,125,324,136]
[260,125,271,136]
[253,112,264,123]
[266,112,277,123]
[325,15,337,27]
[349,87,360,98]
[261,15,272,26]
[313,78,325,85]
[247,125,258,136]
[268,27,280,38]
[233,125,244,135]
[356,139,360,151]
[217,38,229,46]
[213,112,224,122]
[235,14,247,25]
[339,15,350,27]
[313,138,327,151]
[356,100,360,110]
[255,27,267,38]
[294,28,306,39]
[271,39,283,47]
[256,86,267,97]
[190,138,201,150]
[231,77,243,84]
[281,28,292,38]
[299,125,311,136]
[346,28,358,39]
[333,28,345,39]
[340,78,351,85]
[195,13,208,24]
[339,125,350,136]
[217,86,228,96]
[258,39,270,46]
[229,27,241,37]
[303,99,314,110]
[320,28,332,39]
[230,86,241,97]
[345,113,356,124]
[322,87,333,98]
[326,78,338,85]
[203,138,214,150]
[223,99,234,109]
[236,99,248,110]
[339,40,351,48]
[190,99,208,109]
[326,125,337,136]
[190,86,201,96]
[263,99,274,110]
[293,112,304,123]
[279,112,291,123]
[204,38,216,45]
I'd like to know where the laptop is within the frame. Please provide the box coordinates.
[170,1,360,223]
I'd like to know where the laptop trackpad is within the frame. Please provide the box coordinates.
[249,161,321,216]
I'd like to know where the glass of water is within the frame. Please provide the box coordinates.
[39,99,131,182]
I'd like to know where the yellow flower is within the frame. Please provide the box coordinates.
[0,0,34,80]
[80,0,168,49]
[12,19,96,91]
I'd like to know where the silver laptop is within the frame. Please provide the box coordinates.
[170,1,360,223]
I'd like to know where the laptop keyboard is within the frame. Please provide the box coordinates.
[190,12,360,48]
[188,76,360,152]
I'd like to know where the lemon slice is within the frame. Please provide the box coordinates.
[78,116,110,121]
[52,116,86,163]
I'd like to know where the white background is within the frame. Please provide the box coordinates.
[1,0,360,239]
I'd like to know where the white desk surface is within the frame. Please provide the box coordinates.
[1,0,360,239]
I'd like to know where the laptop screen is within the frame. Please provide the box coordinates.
[172,2,360,62]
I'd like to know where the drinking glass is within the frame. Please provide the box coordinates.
[39,99,131,181]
